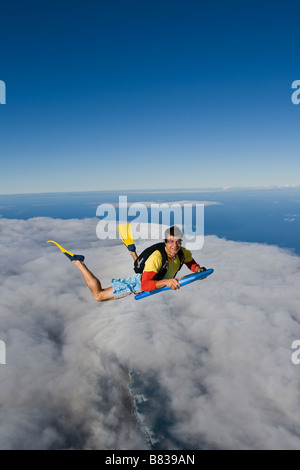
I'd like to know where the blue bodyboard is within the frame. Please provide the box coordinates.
[134,268,214,300]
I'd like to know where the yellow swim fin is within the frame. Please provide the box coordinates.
[47,240,85,262]
[47,240,74,256]
[118,224,136,252]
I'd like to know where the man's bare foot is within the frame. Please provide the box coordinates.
[72,259,85,266]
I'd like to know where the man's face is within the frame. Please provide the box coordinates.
[165,235,182,257]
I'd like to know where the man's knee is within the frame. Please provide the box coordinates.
[94,291,106,302]
[94,288,114,302]
[94,292,104,302]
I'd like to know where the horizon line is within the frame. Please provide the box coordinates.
[0,184,299,197]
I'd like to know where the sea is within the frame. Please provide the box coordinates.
[0,187,300,255]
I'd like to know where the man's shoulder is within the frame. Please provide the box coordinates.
[144,249,164,272]
[181,246,192,261]
[148,248,164,258]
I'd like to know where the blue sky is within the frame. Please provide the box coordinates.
[0,0,300,194]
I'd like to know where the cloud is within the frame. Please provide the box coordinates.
[0,217,300,449]
[284,214,300,223]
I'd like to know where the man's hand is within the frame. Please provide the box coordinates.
[195,265,206,273]
[163,278,181,290]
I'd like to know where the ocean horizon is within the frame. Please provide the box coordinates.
[0,186,300,256]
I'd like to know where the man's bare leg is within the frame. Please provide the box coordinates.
[129,251,138,262]
[72,260,115,302]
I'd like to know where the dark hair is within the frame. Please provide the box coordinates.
[164,225,183,242]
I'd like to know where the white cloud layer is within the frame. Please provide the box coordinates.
[0,217,300,449]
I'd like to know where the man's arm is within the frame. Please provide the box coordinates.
[185,257,208,273]
[141,271,181,291]
[183,248,206,273]
[185,259,200,272]
[187,262,206,273]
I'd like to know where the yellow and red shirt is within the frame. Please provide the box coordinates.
[141,247,199,291]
